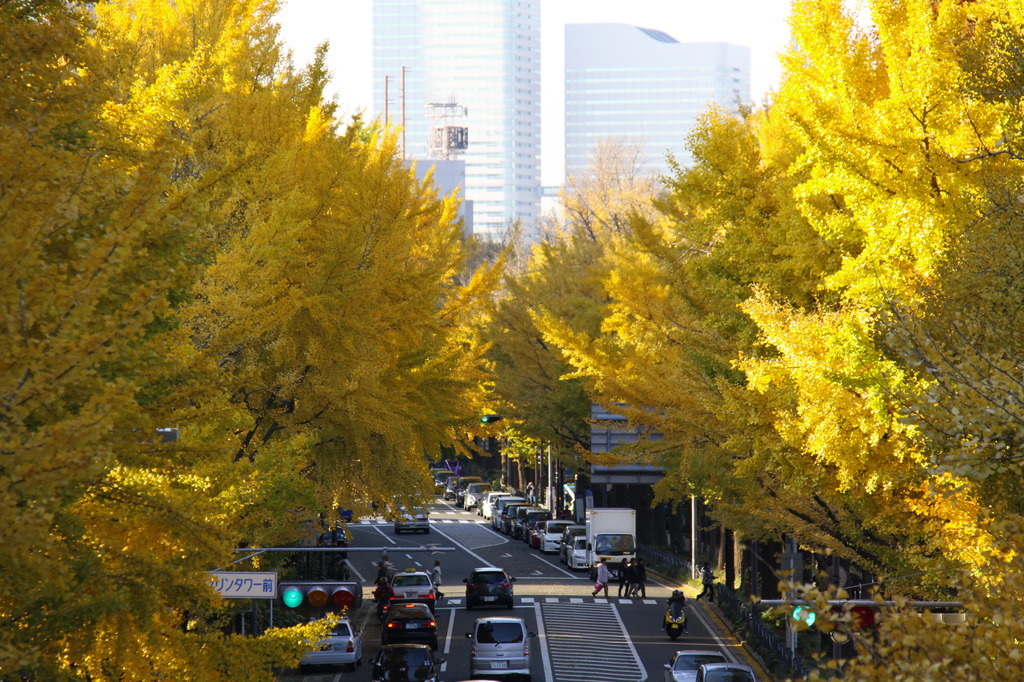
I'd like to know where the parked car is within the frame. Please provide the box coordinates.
[695,662,758,682]
[565,535,588,570]
[454,476,484,507]
[463,482,494,511]
[519,509,552,543]
[389,569,438,610]
[381,602,439,649]
[558,525,586,564]
[394,507,430,534]
[491,496,526,530]
[663,651,728,682]
[464,567,516,610]
[298,617,362,672]
[480,492,513,519]
[500,502,530,536]
[539,520,573,553]
[434,470,457,493]
[371,644,444,682]
[465,616,535,681]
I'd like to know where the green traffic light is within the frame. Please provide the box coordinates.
[792,605,816,626]
[481,414,503,424]
[282,586,303,608]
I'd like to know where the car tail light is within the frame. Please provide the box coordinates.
[387,622,397,628]
[499,580,511,589]
[428,620,436,627]
[346,641,354,653]
[467,584,477,591]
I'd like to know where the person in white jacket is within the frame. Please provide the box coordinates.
[592,558,612,597]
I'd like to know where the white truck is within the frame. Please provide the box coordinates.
[585,507,637,580]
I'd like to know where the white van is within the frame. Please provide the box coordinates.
[490,496,525,530]
[465,616,535,680]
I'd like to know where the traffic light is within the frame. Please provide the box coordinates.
[481,414,503,424]
[790,604,817,628]
[279,582,359,611]
[850,604,876,629]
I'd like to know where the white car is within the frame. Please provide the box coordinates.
[390,570,438,611]
[480,492,513,520]
[566,536,588,570]
[663,651,728,682]
[299,617,363,672]
[539,520,573,553]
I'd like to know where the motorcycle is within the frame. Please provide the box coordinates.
[664,600,687,640]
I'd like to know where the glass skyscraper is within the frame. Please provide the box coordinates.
[565,24,750,181]
[373,0,541,241]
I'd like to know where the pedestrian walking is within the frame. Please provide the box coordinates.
[624,559,639,598]
[592,558,612,598]
[617,558,629,597]
[696,563,715,602]
[635,558,647,598]
[430,560,444,599]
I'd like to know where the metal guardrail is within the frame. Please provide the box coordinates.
[637,544,690,575]
[718,583,810,679]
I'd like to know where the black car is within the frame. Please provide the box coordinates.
[452,476,483,507]
[464,566,516,610]
[381,602,439,649]
[520,509,552,543]
[500,502,529,536]
[371,644,445,682]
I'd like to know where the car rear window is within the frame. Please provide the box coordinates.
[473,571,507,585]
[704,671,754,682]
[674,654,726,671]
[382,647,430,668]
[391,606,431,622]
[476,622,525,644]
[331,623,352,637]
[393,575,430,587]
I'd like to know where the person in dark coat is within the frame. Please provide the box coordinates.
[623,559,639,598]
[634,557,647,598]
[617,558,630,597]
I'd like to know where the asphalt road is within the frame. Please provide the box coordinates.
[280,496,751,682]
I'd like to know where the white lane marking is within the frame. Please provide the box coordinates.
[429,523,493,566]
[534,600,554,682]
[442,602,457,659]
[688,604,743,664]
[372,524,396,544]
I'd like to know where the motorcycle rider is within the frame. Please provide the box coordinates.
[663,589,688,633]
[373,576,394,619]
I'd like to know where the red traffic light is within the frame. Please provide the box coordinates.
[850,605,875,628]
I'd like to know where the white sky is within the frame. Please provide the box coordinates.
[276,0,795,184]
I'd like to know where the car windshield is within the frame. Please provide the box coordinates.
[472,571,507,585]
[595,533,636,555]
[546,523,570,534]
[476,622,525,644]
[673,654,725,671]
[393,575,430,587]
[703,669,754,682]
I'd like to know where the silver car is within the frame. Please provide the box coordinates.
[663,650,728,682]
[394,507,430,534]
[465,616,535,680]
[695,662,758,682]
[299,618,363,672]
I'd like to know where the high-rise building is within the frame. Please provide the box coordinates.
[373,0,541,242]
[565,23,750,181]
